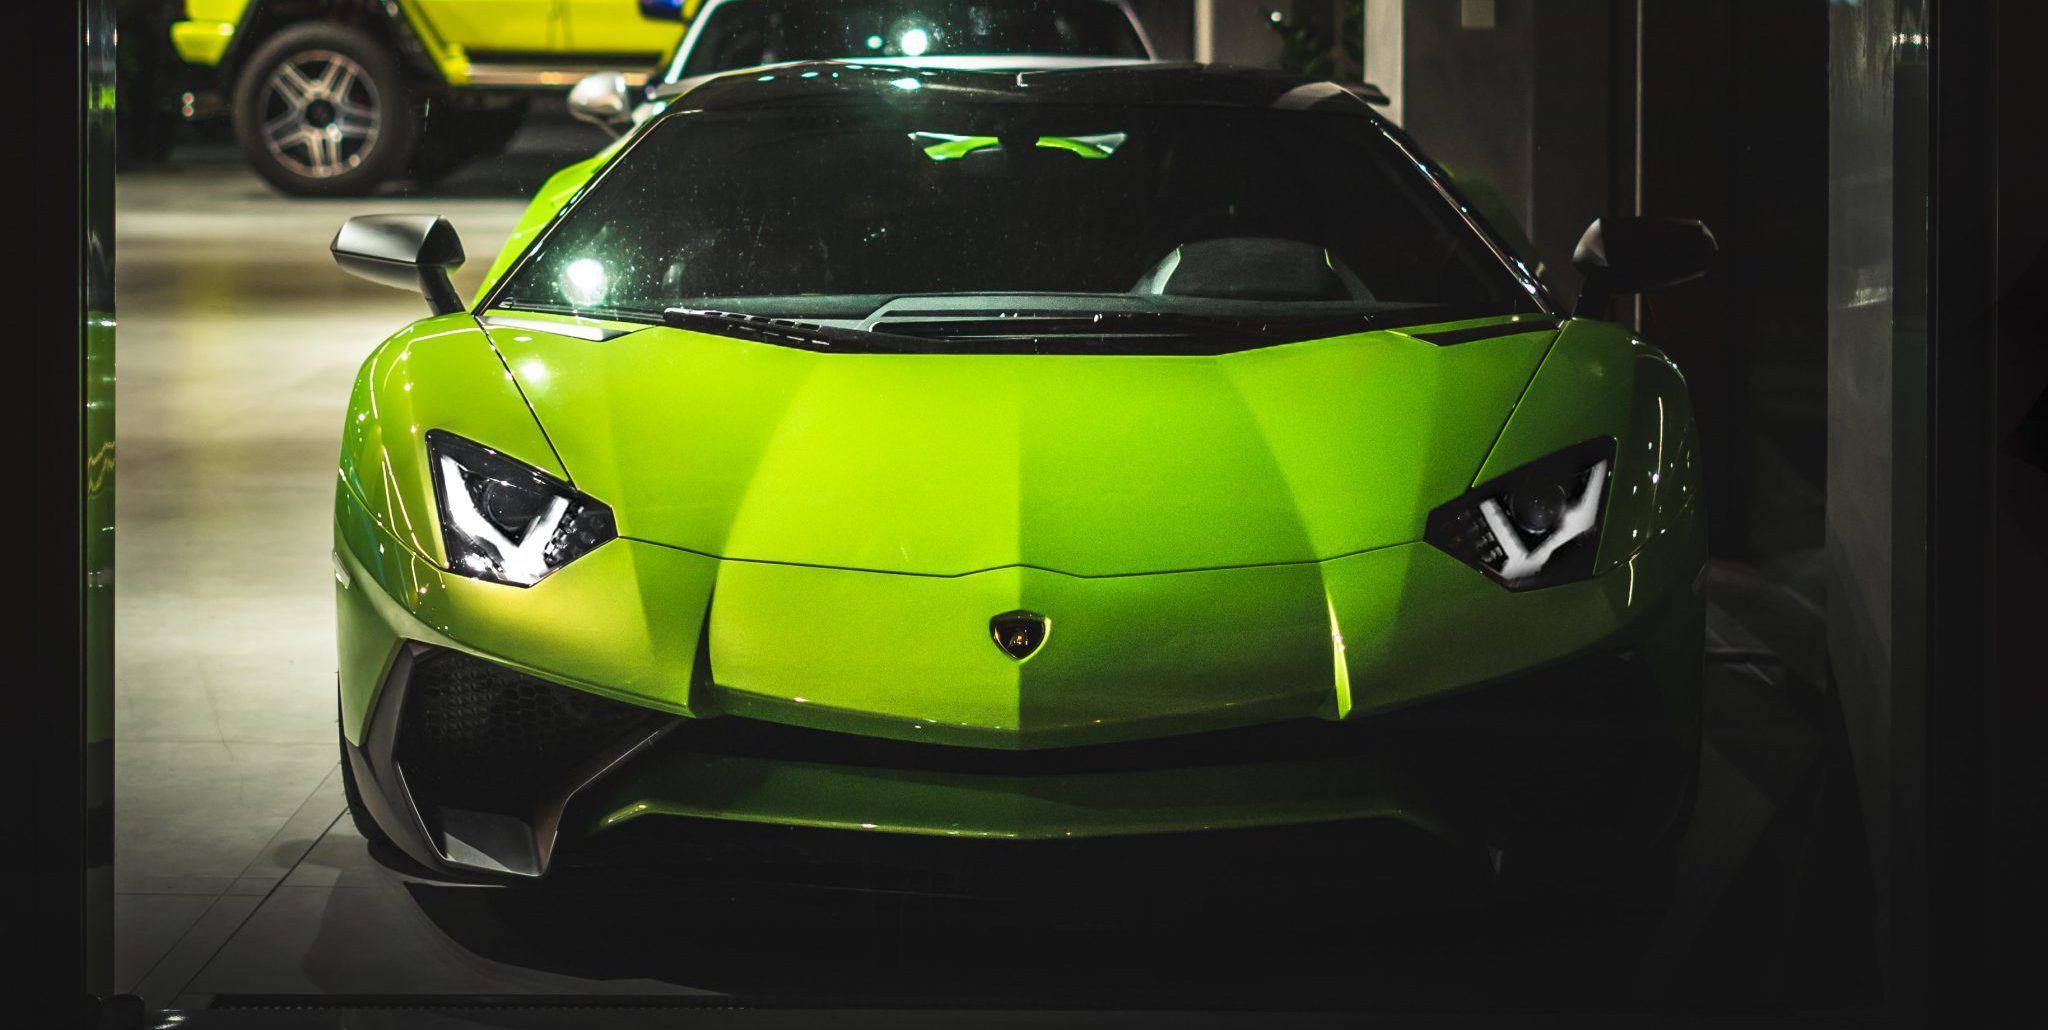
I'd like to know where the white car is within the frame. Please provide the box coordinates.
[572,0,1156,133]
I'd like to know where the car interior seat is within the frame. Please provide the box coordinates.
[1132,237,1375,301]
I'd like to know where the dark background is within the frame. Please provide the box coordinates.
[19,0,2048,1025]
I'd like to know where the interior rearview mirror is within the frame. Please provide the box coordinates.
[331,214,466,316]
[569,72,635,137]
[1571,216,1718,318]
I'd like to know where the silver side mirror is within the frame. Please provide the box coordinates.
[569,72,635,137]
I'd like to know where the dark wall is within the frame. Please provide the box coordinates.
[14,0,117,1018]
[1526,1,1617,298]
[1128,2,1284,66]
[1731,3,1833,565]
[1824,3,1924,1000]
[1926,0,2048,1018]
[1397,0,1613,292]
[1989,0,2048,1003]
[1210,1,1286,66]
[1398,0,1536,243]
[1643,1,1830,568]
[1823,0,2048,1016]
[1398,0,1829,569]
[1128,0,1193,59]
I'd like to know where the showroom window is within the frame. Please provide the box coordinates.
[20,1,2045,1026]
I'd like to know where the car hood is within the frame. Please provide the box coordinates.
[485,319,1558,577]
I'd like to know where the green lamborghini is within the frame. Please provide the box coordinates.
[330,59,1716,885]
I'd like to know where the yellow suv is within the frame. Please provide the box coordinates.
[167,1,695,194]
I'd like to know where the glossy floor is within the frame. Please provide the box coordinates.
[114,123,1875,1013]
[113,125,561,1005]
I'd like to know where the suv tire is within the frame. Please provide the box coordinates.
[233,22,419,196]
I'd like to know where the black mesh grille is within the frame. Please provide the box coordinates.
[653,647,1662,779]
[624,647,1680,842]
[394,648,665,814]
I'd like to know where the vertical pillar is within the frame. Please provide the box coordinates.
[84,0,118,997]
[1826,0,1930,1013]
[1363,0,1404,126]
[15,0,117,1018]
[1193,0,1216,63]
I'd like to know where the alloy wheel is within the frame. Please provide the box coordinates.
[257,49,382,179]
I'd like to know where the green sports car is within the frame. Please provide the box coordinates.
[330,59,1716,885]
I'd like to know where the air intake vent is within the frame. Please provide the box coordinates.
[394,649,662,815]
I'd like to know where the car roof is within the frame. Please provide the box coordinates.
[648,58,1390,115]
[667,0,1161,76]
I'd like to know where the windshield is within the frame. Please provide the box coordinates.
[671,0,1148,79]
[488,98,1543,345]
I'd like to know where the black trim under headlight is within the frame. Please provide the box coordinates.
[426,431,616,586]
[1426,437,1615,591]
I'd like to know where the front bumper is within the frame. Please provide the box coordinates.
[336,490,1704,880]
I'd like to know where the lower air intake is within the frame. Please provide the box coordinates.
[394,648,662,815]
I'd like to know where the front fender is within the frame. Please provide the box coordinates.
[471,142,632,299]
[336,312,565,575]
[1474,318,1704,577]
[334,312,568,740]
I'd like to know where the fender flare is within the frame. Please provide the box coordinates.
[219,0,449,87]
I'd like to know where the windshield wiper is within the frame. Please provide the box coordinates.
[866,309,1393,351]
[659,306,1396,355]
[661,307,923,352]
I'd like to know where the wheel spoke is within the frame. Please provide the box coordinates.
[332,98,376,123]
[261,109,304,144]
[329,65,358,105]
[313,57,345,95]
[271,62,316,108]
[332,113,374,141]
[280,128,317,165]
[304,129,337,174]
[258,50,379,179]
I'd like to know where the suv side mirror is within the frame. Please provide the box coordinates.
[331,214,466,316]
[1571,216,1718,318]
[569,72,635,137]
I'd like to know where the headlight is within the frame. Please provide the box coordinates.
[1425,438,1614,590]
[426,431,616,586]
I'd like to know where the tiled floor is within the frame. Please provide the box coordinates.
[115,122,1869,1013]
[113,126,575,1006]
[127,660,1823,1010]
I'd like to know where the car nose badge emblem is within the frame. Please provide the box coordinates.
[990,611,1049,660]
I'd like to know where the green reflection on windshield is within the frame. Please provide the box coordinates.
[909,132,1128,162]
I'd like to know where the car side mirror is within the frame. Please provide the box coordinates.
[331,214,466,316]
[1571,216,1718,319]
[569,72,635,137]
